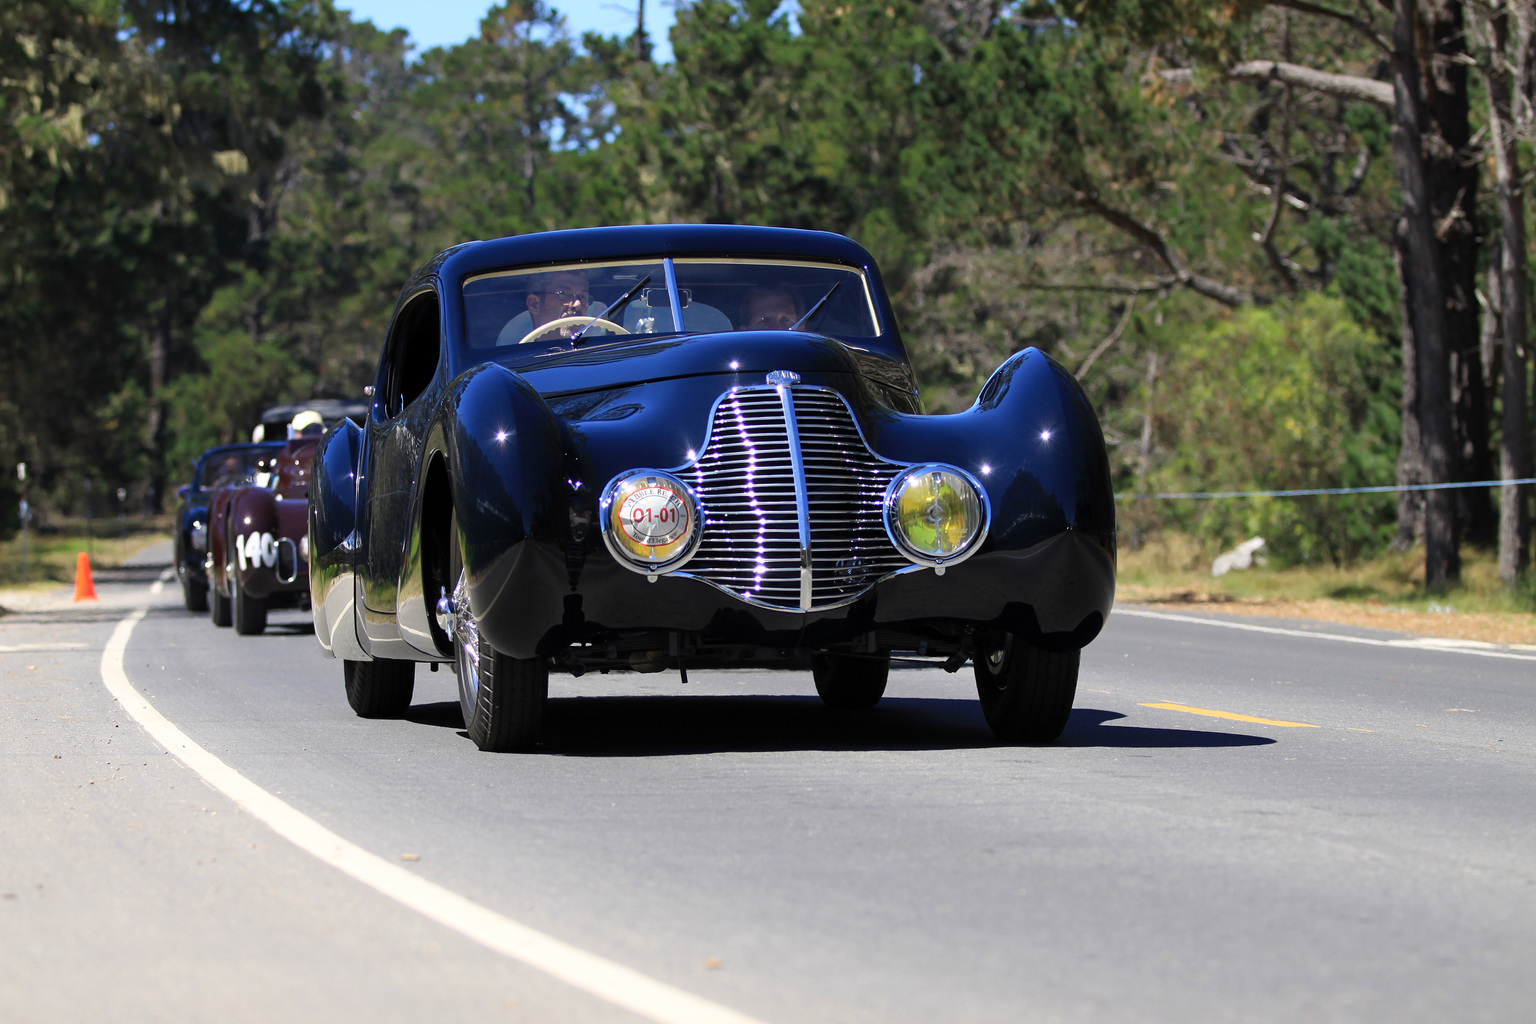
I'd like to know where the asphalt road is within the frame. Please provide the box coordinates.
[3,545,1533,1023]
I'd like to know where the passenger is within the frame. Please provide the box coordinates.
[496,269,598,345]
[288,409,326,438]
[737,287,803,331]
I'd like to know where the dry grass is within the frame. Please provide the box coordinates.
[1119,533,1536,645]
[0,516,172,589]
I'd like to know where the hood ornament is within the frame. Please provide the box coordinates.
[766,370,801,387]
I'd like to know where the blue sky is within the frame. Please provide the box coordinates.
[337,0,678,62]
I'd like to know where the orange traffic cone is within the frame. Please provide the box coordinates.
[73,552,97,602]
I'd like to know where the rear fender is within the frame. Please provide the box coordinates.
[206,489,235,597]
[397,425,454,658]
[229,488,280,598]
[310,418,369,660]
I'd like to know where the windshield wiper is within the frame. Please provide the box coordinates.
[790,280,841,331]
[572,274,652,344]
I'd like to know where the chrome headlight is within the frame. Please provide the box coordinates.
[601,471,702,575]
[883,465,988,569]
[189,520,207,553]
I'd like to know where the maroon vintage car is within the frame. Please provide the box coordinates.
[207,416,324,634]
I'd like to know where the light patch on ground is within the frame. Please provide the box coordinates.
[1119,587,1536,645]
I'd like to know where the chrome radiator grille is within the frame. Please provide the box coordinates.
[683,386,910,610]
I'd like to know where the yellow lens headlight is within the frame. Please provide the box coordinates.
[602,471,701,572]
[884,465,987,566]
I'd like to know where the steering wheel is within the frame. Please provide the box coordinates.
[516,315,631,346]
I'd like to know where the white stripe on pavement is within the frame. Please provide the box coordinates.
[1116,607,1536,662]
[101,606,768,1024]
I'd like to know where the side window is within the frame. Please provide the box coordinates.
[381,291,442,418]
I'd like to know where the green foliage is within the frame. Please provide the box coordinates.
[162,270,312,471]
[0,0,1470,575]
[1150,293,1399,564]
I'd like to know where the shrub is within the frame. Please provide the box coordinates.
[1148,292,1399,565]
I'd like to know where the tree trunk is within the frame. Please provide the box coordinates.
[1391,0,1460,585]
[1484,2,1532,584]
[1131,351,1158,552]
[1417,0,1495,546]
[145,295,171,514]
[1393,238,1426,550]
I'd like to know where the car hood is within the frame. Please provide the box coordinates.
[505,331,881,398]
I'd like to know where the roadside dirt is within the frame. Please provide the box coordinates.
[1118,585,1536,646]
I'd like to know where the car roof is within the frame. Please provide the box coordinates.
[422,224,878,293]
[259,399,370,424]
[406,225,906,363]
[198,441,285,462]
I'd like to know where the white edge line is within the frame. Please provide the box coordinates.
[101,607,767,1024]
[1115,607,1536,662]
[0,642,89,653]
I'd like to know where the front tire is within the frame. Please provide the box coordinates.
[973,633,1079,743]
[812,651,890,709]
[232,575,267,635]
[448,514,547,751]
[344,659,415,718]
[209,573,232,628]
[182,573,208,613]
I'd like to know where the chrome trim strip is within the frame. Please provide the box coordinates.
[660,384,884,477]
[610,383,980,612]
[663,560,933,614]
[274,537,300,585]
[663,258,686,333]
[770,376,815,610]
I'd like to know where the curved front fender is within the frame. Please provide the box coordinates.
[861,348,1116,644]
[445,363,572,658]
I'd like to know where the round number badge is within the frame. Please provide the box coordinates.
[618,483,691,552]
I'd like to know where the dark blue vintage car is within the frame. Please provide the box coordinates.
[310,225,1116,750]
[175,442,284,612]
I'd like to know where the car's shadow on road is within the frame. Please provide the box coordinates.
[402,697,1275,754]
[252,620,315,637]
[1058,708,1275,748]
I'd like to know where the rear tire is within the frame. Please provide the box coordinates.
[812,651,890,709]
[448,512,547,751]
[344,659,415,718]
[232,576,267,635]
[973,633,1079,743]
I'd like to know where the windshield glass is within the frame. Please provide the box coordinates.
[462,258,880,350]
[195,448,274,490]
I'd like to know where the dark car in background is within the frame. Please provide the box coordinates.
[206,411,334,633]
[251,400,369,443]
[310,224,1116,751]
[174,442,284,612]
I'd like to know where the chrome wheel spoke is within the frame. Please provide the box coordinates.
[452,570,480,700]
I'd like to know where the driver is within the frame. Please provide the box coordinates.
[209,453,244,489]
[737,287,803,331]
[496,269,604,345]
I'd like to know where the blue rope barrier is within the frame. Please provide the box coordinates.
[1117,477,1536,501]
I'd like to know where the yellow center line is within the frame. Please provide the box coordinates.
[1139,702,1320,728]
